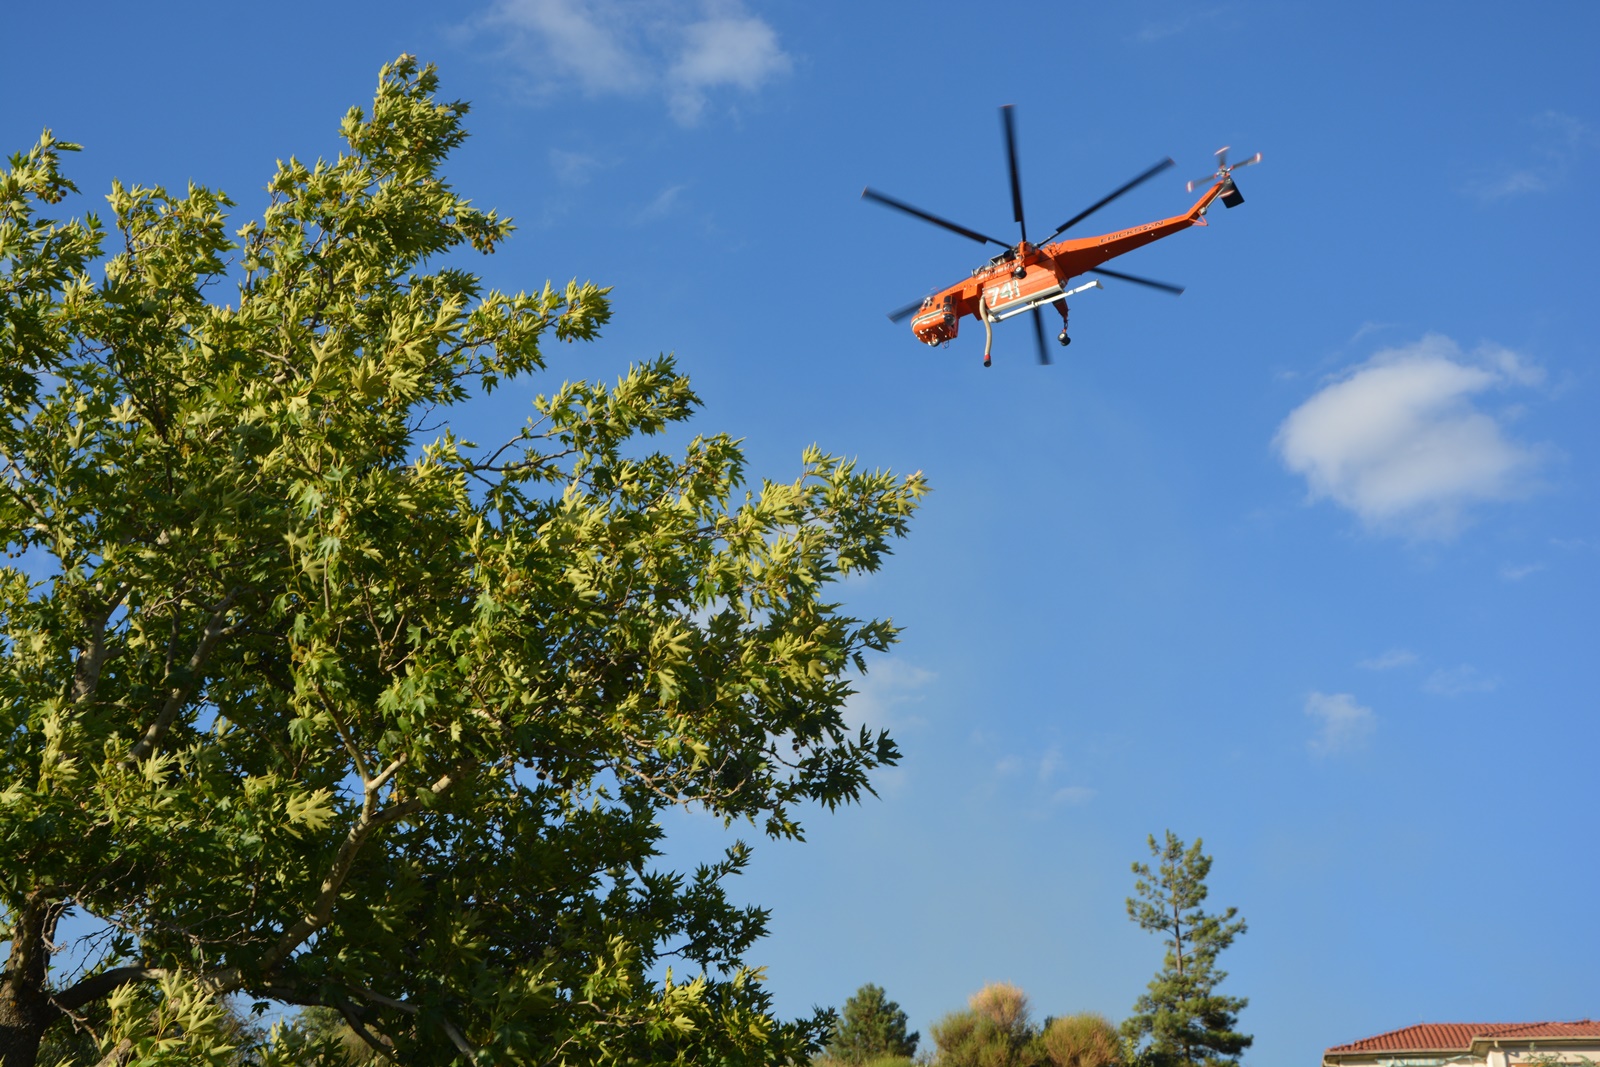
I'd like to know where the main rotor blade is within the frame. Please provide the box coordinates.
[887,297,928,323]
[1040,158,1176,243]
[1031,306,1050,365]
[1001,105,1027,243]
[1231,151,1262,169]
[861,187,1010,248]
[1089,266,1185,295]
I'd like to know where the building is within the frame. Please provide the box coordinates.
[1325,1022,1600,1067]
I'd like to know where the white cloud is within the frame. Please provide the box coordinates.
[1274,334,1547,539]
[1358,648,1418,671]
[1423,664,1497,696]
[479,0,791,124]
[667,11,790,123]
[1499,562,1544,581]
[1305,691,1375,756]
[1051,785,1095,805]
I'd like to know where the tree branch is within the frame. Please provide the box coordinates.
[368,753,407,795]
[52,967,169,1013]
[124,587,240,766]
[439,1016,476,1058]
[254,768,462,975]
[71,583,131,708]
[336,998,397,1064]
[89,1038,132,1067]
[351,986,417,1015]
[350,982,476,1055]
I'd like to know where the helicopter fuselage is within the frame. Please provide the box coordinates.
[910,178,1231,345]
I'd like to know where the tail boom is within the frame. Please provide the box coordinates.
[1041,180,1228,278]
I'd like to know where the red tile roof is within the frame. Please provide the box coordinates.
[1327,1021,1600,1054]
[1482,1022,1600,1041]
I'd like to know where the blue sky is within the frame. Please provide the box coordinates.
[5,2,1597,1063]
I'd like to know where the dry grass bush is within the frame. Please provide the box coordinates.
[1040,1012,1122,1067]
[969,983,1030,1035]
[929,982,1037,1067]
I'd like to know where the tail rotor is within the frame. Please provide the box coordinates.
[1186,145,1263,206]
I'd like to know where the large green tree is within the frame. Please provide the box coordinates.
[0,56,925,1067]
[1121,833,1251,1067]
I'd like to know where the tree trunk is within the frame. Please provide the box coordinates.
[0,994,50,1067]
[0,893,62,1067]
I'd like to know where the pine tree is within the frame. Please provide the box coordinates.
[826,984,919,1065]
[1121,832,1251,1067]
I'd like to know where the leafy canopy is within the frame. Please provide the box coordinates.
[1122,833,1251,1067]
[0,55,925,1067]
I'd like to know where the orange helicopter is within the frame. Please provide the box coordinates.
[864,105,1261,366]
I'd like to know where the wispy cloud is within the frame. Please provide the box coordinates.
[635,183,687,222]
[1305,691,1375,756]
[843,659,935,732]
[1358,648,1418,671]
[550,148,605,186]
[1423,664,1497,696]
[1274,334,1548,540]
[1499,562,1544,581]
[992,745,1094,806]
[475,0,792,125]
[1350,321,1400,345]
[1467,111,1599,203]
[1130,5,1231,43]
